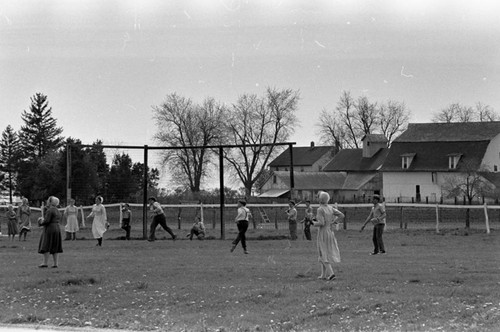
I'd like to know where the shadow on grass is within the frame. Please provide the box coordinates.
[62,276,100,286]
[6,314,44,324]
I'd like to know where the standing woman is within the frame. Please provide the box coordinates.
[37,196,63,268]
[5,204,19,241]
[64,198,79,241]
[87,196,108,246]
[18,198,32,241]
[312,191,344,281]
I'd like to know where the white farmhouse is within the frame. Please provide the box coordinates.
[381,122,500,203]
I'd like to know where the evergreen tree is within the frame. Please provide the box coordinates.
[108,153,136,201]
[0,125,22,193]
[86,140,109,200]
[19,93,64,160]
[59,138,103,205]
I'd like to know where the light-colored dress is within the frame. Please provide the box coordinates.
[314,205,342,264]
[64,205,79,233]
[18,205,32,231]
[89,204,107,239]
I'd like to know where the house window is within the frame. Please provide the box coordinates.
[273,175,277,184]
[431,172,437,184]
[448,154,461,169]
[402,156,411,169]
[401,153,415,170]
[495,165,498,172]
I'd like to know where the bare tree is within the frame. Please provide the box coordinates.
[441,159,489,228]
[475,102,499,121]
[336,91,360,148]
[355,96,378,135]
[379,100,410,144]
[152,93,226,194]
[317,90,409,149]
[222,87,299,196]
[432,102,498,123]
[317,108,345,153]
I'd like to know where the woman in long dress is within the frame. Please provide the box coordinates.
[18,198,32,241]
[87,196,108,246]
[64,198,79,241]
[312,191,344,281]
[38,196,63,268]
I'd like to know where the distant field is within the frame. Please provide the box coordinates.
[1,224,499,331]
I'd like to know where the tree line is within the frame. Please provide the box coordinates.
[1,90,497,205]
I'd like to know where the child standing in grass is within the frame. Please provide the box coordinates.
[6,204,18,241]
[360,194,386,255]
[18,198,31,241]
[64,198,79,241]
[300,200,314,241]
[121,203,132,240]
[286,201,298,240]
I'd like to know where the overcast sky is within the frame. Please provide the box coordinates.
[1,0,499,152]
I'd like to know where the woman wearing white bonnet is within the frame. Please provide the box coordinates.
[87,196,108,246]
[312,191,344,280]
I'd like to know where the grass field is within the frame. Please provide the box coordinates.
[0,224,499,332]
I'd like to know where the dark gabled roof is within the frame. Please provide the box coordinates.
[323,148,389,172]
[480,172,500,188]
[395,122,500,142]
[362,134,388,143]
[272,171,346,190]
[268,145,335,167]
[381,141,489,172]
[342,173,378,190]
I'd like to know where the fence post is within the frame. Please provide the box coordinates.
[212,209,216,229]
[400,206,403,229]
[484,203,490,234]
[343,210,347,230]
[274,208,278,230]
[435,204,440,234]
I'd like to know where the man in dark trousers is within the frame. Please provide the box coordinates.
[148,197,177,242]
[360,194,386,255]
[230,200,251,254]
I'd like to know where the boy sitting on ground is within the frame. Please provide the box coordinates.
[187,217,206,240]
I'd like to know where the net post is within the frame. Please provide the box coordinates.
[484,203,490,234]
[80,205,85,228]
[119,203,123,227]
[219,146,225,240]
[435,204,440,234]
[142,145,148,240]
[289,143,294,200]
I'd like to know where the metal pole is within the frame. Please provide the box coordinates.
[289,143,294,199]
[142,145,148,239]
[66,143,71,203]
[219,146,225,240]
[7,137,12,204]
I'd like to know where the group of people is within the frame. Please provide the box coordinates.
[2,198,33,241]
[5,191,386,281]
[230,192,387,281]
